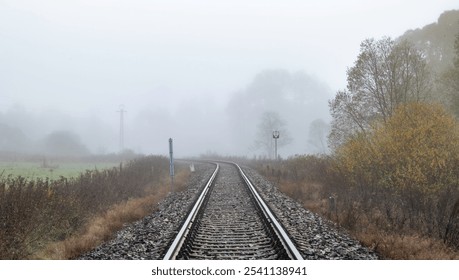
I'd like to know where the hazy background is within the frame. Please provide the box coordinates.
[1,0,458,157]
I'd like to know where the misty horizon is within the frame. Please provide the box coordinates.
[0,69,333,158]
[1,1,458,158]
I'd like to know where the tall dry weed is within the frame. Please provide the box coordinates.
[35,167,191,259]
[0,156,180,259]
[251,155,459,259]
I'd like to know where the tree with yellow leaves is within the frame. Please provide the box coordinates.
[334,102,459,239]
[329,37,433,150]
[336,102,459,194]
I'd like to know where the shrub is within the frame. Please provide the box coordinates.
[334,102,459,240]
[0,156,169,259]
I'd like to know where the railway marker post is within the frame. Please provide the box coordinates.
[169,138,174,191]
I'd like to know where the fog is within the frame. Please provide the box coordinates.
[1,1,457,158]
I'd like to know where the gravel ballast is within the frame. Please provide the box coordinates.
[79,162,377,260]
[242,167,378,260]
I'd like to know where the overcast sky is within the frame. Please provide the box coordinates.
[1,0,458,155]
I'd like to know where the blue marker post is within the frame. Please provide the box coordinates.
[169,138,174,191]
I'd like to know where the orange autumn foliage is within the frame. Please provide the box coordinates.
[335,102,459,194]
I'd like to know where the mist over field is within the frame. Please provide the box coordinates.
[0,70,332,157]
[1,1,458,158]
[3,1,459,265]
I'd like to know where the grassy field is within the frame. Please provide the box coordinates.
[0,161,120,180]
[0,156,175,259]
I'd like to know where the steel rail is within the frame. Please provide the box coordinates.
[163,163,220,260]
[163,161,303,260]
[235,163,304,260]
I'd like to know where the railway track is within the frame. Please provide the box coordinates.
[80,161,377,260]
[163,162,303,260]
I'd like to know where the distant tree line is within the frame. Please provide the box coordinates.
[0,126,91,157]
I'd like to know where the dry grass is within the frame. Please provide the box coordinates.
[0,156,194,259]
[278,180,327,213]
[357,232,459,260]
[35,193,165,259]
[258,164,459,260]
[34,168,190,260]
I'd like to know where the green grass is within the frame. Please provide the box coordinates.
[0,161,120,180]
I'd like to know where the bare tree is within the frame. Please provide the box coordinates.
[226,69,331,155]
[253,111,292,158]
[329,37,432,149]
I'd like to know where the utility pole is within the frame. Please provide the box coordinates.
[273,130,280,160]
[117,105,126,152]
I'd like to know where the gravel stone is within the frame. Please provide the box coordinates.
[242,166,378,260]
[78,163,215,260]
[79,163,378,260]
